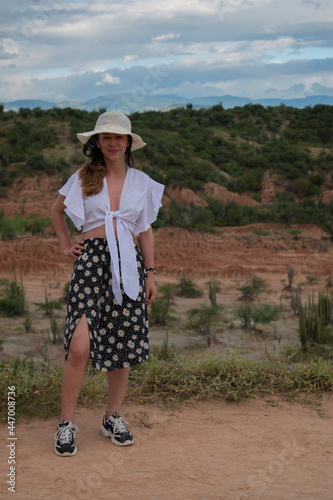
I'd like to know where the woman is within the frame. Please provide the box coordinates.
[51,111,164,456]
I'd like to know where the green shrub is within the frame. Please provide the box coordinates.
[176,276,203,298]
[149,284,176,325]
[0,271,26,317]
[186,304,224,345]
[235,303,280,329]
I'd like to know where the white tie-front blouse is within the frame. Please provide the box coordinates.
[59,167,165,305]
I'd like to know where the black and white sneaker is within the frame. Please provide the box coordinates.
[100,412,134,446]
[54,421,79,456]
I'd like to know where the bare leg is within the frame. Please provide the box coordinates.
[61,315,91,422]
[106,366,130,418]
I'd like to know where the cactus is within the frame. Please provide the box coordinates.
[299,290,332,348]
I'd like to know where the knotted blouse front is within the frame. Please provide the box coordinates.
[59,167,165,305]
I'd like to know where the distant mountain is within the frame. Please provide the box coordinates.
[2,94,333,113]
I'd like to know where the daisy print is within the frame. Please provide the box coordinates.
[77,264,83,271]
[112,311,118,318]
[123,308,130,317]
[84,287,91,294]
[73,284,79,292]
[117,342,123,350]
[135,308,141,316]
[123,362,130,368]
[112,354,118,362]
[87,299,94,307]
[107,322,113,330]
[107,348,112,353]
[118,330,125,337]
[104,360,112,368]
[94,286,99,294]
[85,270,91,277]
[93,255,99,263]
[128,353,135,360]
[78,293,84,300]
[131,316,138,323]
[109,336,115,344]
[97,268,103,276]
[134,325,140,332]
[127,340,135,349]
[105,305,111,313]
[99,328,106,335]
[82,253,89,261]
[79,302,84,309]
[123,321,130,327]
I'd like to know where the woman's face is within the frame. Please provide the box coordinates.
[96,133,129,163]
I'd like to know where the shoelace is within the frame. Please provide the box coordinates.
[110,416,129,436]
[54,422,79,444]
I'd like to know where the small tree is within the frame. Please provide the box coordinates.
[187,304,224,346]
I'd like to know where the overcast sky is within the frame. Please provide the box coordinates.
[1,0,332,103]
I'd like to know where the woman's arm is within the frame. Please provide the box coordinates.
[137,225,157,305]
[51,195,83,258]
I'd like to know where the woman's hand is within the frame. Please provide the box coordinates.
[63,240,84,259]
[145,272,157,305]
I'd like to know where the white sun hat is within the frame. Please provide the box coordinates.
[77,111,146,151]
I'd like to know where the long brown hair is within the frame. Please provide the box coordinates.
[78,135,134,197]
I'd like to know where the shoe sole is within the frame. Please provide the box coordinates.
[100,425,134,446]
[54,446,77,457]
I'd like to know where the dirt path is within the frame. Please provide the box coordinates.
[1,395,333,499]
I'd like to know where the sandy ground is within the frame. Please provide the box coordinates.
[1,224,333,499]
[1,396,333,499]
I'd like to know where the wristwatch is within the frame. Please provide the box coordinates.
[145,267,156,275]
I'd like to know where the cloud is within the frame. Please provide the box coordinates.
[151,33,180,42]
[0,0,333,103]
[124,54,139,63]
[95,74,121,86]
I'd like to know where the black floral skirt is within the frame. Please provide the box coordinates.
[64,238,148,371]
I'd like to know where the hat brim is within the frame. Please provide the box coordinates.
[77,128,146,151]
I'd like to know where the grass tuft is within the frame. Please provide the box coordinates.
[1,349,332,422]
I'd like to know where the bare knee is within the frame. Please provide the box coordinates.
[67,342,90,364]
[67,316,91,365]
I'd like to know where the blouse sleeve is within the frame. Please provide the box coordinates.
[134,176,165,235]
[59,172,85,230]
